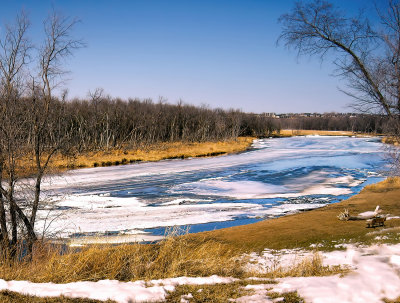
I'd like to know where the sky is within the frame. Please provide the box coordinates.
[0,0,377,113]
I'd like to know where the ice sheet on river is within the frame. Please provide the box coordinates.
[36,136,387,241]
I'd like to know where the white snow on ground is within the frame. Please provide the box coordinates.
[0,276,237,303]
[235,284,275,303]
[246,245,358,273]
[239,243,400,303]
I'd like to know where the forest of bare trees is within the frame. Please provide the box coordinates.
[62,94,277,152]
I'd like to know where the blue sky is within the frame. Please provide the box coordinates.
[1,0,375,113]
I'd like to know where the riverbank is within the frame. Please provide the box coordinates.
[195,177,400,251]
[50,137,255,171]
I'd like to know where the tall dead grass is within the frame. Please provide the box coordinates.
[0,232,244,283]
[7,137,254,178]
[0,233,345,285]
[50,137,254,171]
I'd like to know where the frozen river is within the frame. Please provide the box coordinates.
[37,136,387,243]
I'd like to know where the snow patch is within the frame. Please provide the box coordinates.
[242,243,400,303]
[0,275,237,303]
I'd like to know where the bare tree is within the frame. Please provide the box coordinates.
[278,0,400,119]
[0,9,83,258]
[29,10,84,240]
[0,11,32,257]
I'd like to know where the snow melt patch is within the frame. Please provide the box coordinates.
[246,246,356,274]
[0,275,237,303]
[241,243,400,303]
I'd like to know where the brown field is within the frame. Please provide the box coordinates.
[0,291,114,303]
[10,137,255,178]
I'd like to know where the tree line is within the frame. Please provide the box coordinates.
[275,114,390,134]
[61,92,278,153]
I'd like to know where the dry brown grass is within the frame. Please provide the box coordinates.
[7,137,254,178]
[0,231,244,283]
[165,282,254,303]
[363,176,400,192]
[165,281,305,303]
[382,136,400,145]
[49,137,254,171]
[0,228,345,288]
[267,291,305,303]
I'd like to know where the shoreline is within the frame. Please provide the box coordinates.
[49,137,256,171]
[64,175,390,248]
[196,177,400,251]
